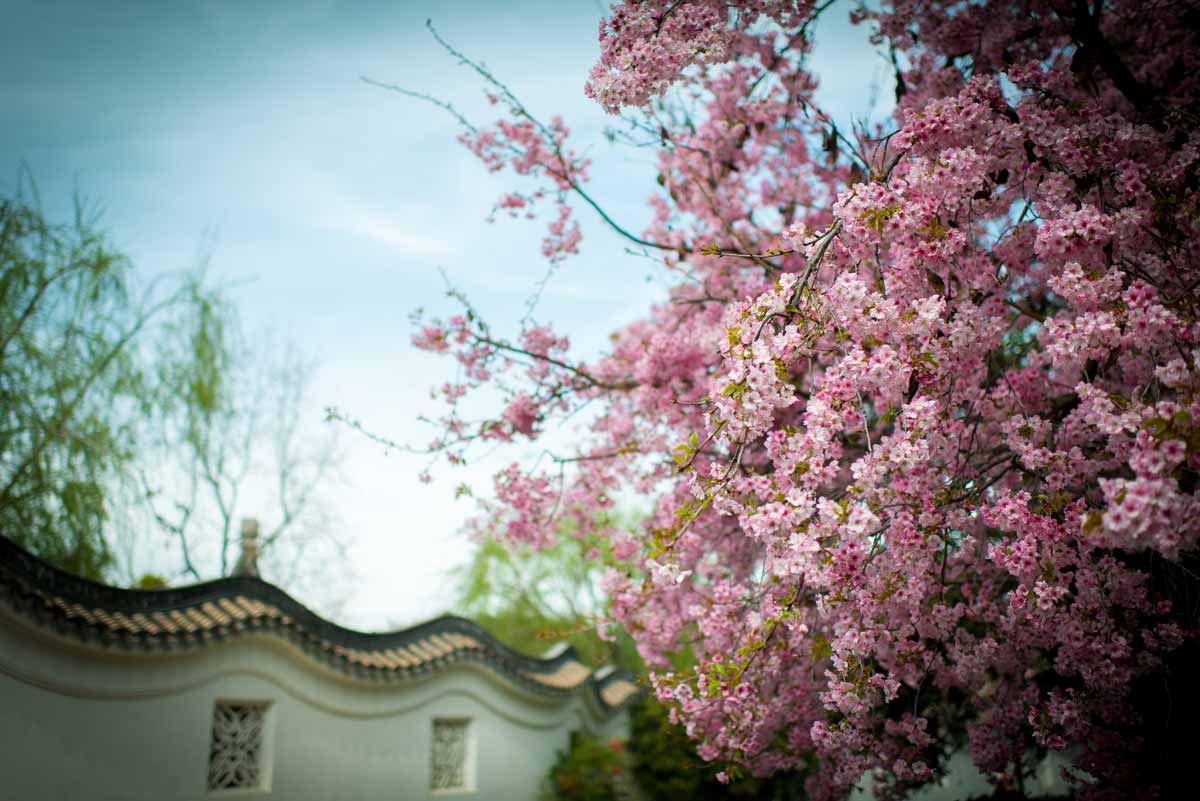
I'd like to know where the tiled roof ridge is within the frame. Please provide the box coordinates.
[0,534,642,712]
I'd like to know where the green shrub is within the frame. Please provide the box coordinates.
[544,732,627,801]
[544,698,805,801]
[629,697,803,800]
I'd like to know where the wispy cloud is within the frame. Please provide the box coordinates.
[332,207,452,257]
[308,181,452,258]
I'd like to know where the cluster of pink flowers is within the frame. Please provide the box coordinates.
[586,0,736,112]
[411,1,1200,798]
[459,94,590,263]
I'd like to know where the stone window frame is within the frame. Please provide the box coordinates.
[430,717,477,795]
[207,698,276,797]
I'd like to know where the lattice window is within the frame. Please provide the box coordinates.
[430,718,472,791]
[208,701,269,792]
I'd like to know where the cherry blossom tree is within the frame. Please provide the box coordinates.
[394,2,1199,798]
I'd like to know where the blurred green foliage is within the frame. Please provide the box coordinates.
[542,697,805,801]
[0,189,177,579]
[0,181,337,589]
[133,573,169,590]
[452,514,641,669]
[544,732,628,801]
[629,697,804,800]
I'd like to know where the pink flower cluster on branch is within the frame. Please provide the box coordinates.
[404,1,1200,798]
[459,109,587,263]
[586,0,817,112]
[371,21,591,265]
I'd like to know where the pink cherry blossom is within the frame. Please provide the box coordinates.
[407,2,1200,798]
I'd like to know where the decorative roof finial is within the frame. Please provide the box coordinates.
[231,518,260,578]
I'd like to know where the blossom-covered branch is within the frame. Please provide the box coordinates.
[402,1,1200,798]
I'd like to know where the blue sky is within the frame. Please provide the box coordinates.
[0,0,889,629]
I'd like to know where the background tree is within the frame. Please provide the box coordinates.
[127,287,344,592]
[1,183,345,601]
[0,188,180,579]
[452,514,635,669]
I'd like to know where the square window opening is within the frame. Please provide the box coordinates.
[430,717,475,793]
[208,700,272,794]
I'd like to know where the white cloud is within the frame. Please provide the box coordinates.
[326,201,452,258]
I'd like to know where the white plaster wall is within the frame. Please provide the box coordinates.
[0,614,628,801]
